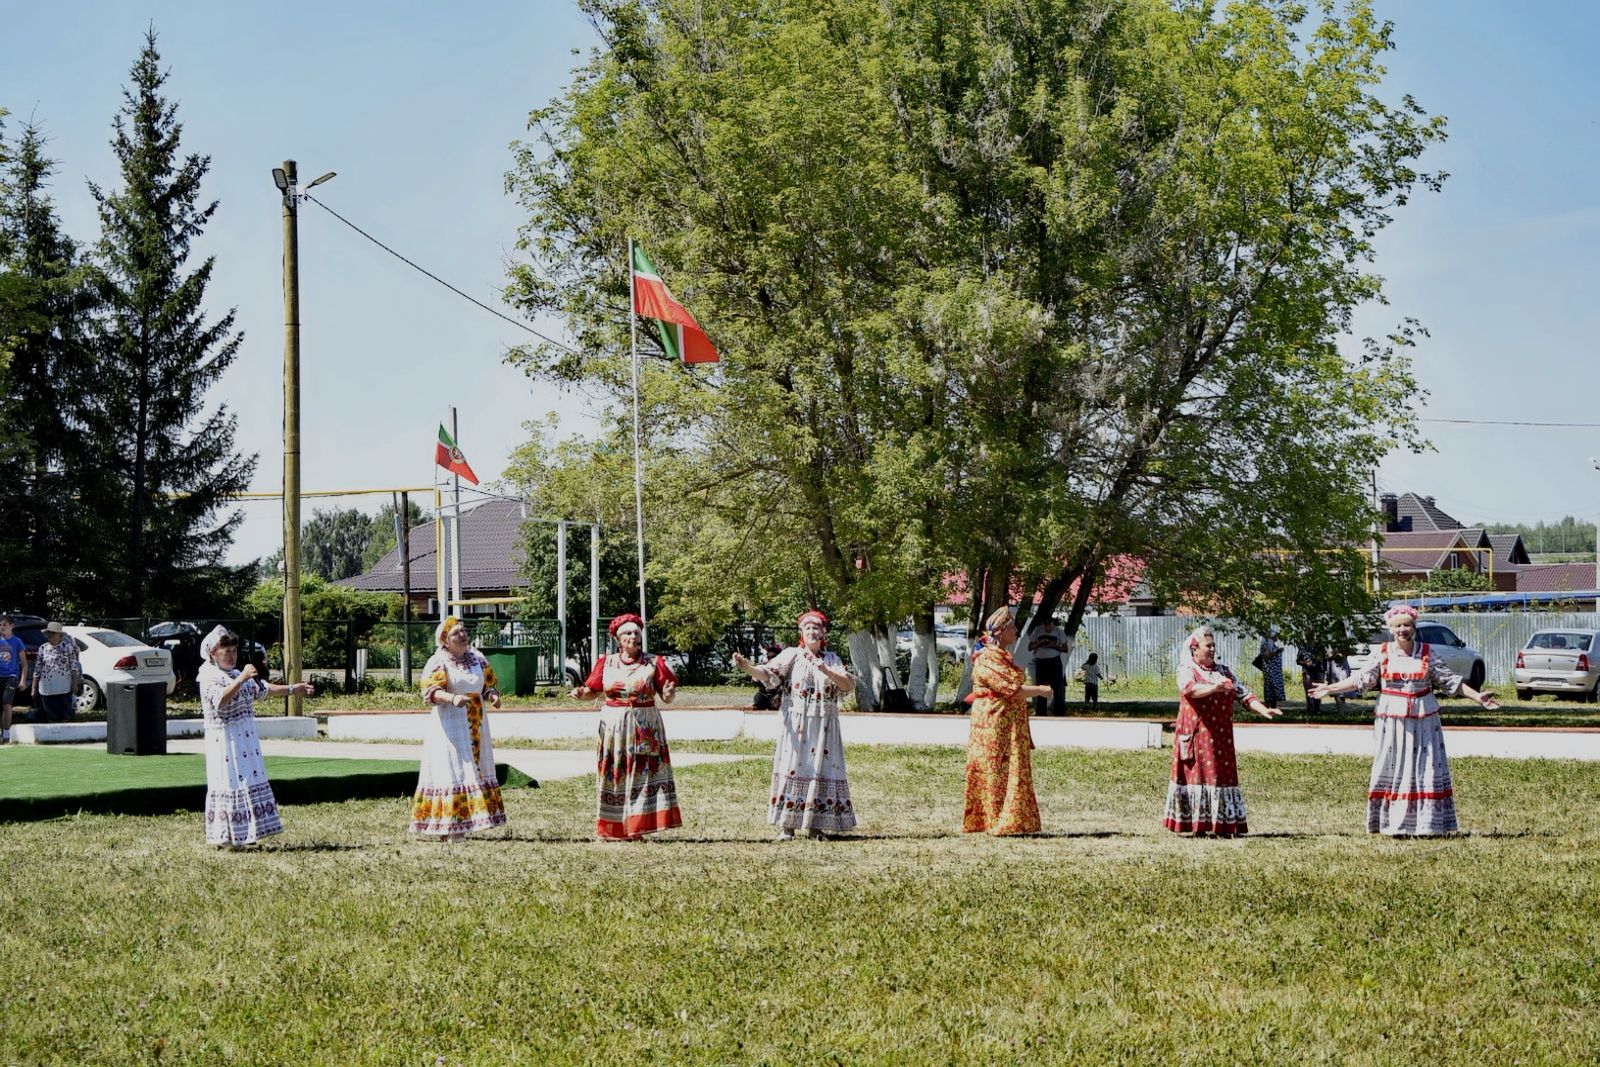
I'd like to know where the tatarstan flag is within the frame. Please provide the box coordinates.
[631,242,719,365]
[435,425,479,484]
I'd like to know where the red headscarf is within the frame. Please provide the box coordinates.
[608,613,644,638]
[797,609,828,650]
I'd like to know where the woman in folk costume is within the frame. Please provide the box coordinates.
[733,610,858,840]
[198,626,315,847]
[412,617,508,840]
[1165,625,1281,836]
[1310,604,1498,835]
[571,613,683,840]
[963,607,1056,836]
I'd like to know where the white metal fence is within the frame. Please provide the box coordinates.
[1065,612,1600,685]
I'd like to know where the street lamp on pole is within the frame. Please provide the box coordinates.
[275,160,335,713]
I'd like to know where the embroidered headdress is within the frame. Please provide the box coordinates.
[1383,603,1420,627]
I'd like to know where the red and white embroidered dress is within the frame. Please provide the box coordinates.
[765,647,856,834]
[584,652,683,839]
[1349,642,1461,835]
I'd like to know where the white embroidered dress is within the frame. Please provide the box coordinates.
[1349,642,1462,835]
[412,648,507,836]
[767,647,857,833]
[199,663,283,845]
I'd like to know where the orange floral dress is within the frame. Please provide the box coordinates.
[963,646,1041,835]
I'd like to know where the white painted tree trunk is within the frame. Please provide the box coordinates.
[906,629,938,710]
[847,626,904,710]
[847,629,883,711]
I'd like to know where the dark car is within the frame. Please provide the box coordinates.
[2,612,48,668]
[145,621,270,696]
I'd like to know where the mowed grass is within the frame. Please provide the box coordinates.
[2,745,1598,1065]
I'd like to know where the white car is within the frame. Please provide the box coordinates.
[895,626,970,660]
[1347,621,1486,690]
[66,626,177,714]
[1513,629,1600,702]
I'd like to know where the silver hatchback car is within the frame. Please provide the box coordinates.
[1513,629,1600,702]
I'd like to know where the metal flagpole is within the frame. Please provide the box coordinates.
[628,238,649,647]
[590,522,601,674]
[450,406,464,618]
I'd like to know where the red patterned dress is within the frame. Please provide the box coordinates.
[963,646,1041,835]
[1164,660,1255,836]
[585,652,683,839]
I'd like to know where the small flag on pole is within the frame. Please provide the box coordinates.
[631,243,719,365]
[435,424,479,485]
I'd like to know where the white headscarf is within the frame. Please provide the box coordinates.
[1181,625,1217,671]
[199,625,232,663]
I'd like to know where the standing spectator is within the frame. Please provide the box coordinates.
[1256,626,1286,709]
[1079,652,1102,708]
[1323,644,1351,714]
[0,615,28,743]
[1026,614,1068,717]
[1297,636,1326,714]
[30,621,81,723]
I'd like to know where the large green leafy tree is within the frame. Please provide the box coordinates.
[876,0,1438,649]
[506,0,1441,704]
[80,30,254,615]
[0,121,101,611]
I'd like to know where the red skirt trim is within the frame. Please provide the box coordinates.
[1367,788,1454,800]
[1162,816,1247,836]
[596,806,683,840]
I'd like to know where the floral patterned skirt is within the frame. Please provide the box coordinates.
[597,704,682,839]
[411,704,506,837]
[1164,700,1247,836]
[770,701,856,832]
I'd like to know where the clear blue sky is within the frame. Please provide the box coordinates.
[2,1,1597,567]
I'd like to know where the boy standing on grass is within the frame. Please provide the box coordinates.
[0,615,28,743]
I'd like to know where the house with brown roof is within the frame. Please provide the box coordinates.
[337,498,530,615]
[1376,493,1529,590]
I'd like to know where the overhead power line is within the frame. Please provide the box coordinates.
[301,191,581,356]
[1417,417,1600,428]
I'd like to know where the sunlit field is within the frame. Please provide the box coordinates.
[3,744,1597,1064]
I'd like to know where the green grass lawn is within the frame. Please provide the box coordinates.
[0,748,534,822]
[2,745,1597,1064]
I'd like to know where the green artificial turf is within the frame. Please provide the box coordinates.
[0,747,534,822]
[0,746,1596,1064]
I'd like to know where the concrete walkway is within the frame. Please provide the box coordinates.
[158,737,758,783]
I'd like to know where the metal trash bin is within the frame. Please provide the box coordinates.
[107,681,168,755]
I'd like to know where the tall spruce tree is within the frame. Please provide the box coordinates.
[83,29,254,615]
[0,121,99,609]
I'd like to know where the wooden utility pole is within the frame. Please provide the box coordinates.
[280,160,304,713]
